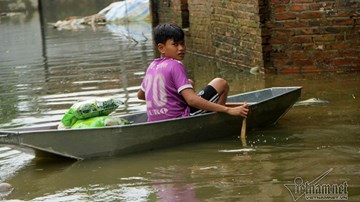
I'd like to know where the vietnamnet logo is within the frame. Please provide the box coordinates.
[284,168,348,201]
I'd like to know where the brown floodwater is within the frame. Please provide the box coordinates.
[0,1,359,201]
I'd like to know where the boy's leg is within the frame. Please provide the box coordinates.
[207,78,229,105]
[189,78,229,115]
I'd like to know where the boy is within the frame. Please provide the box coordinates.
[137,23,248,122]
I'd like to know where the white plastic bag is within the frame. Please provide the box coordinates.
[98,0,150,22]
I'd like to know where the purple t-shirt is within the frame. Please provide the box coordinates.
[141,58,193,122]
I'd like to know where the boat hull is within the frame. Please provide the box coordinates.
[0,87,302,160]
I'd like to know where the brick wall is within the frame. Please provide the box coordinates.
[207,0,263,70]
[261,0,360,73]
[154,0,264,71]
[155,0,183,26]
[186,0,215,56]
[153,0,360,73]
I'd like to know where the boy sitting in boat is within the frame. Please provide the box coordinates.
[137,23,248,122]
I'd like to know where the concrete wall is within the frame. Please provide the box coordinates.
[154,0,360,73]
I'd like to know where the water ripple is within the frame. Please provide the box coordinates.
[0,147,34,182]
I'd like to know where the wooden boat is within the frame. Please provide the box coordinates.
[0,87,301,160]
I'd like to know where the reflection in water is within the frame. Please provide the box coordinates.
[152,166,199,202]
[28,184,153,201]
[0,13,153,128]
[106,21,152,42]
[0,2,360,202]
[0,147,34,183]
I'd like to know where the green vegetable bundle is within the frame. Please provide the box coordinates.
[71,116,130,129]
[61,98,123,127]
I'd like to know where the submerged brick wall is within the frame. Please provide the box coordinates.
[155,0,263,71]
[262,0,360,73]
[186,0,215,56]
[207,0,263,70]
[188,0,264,70]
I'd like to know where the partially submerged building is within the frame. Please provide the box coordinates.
[152,0,360,73]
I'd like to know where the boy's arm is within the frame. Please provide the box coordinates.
[180,88,248,117]
[137,89,145,100]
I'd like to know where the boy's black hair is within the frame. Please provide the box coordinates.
[153,23,184,45]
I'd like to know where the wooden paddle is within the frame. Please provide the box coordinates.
[241,101,248,146]
[241,118,247,146]
[226,102,248,146]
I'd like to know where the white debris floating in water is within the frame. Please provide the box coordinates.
[218,148,256,153]
[0,182,14,199]
[294,98,330,106]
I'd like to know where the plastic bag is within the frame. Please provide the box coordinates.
[71,116,130,129]
[61,98,123,127]
[98,0,150,22]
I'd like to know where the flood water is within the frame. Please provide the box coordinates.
[1,1,360,201]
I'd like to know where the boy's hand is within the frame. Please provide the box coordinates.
[137,89,145,100]
[226,104,249,118]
